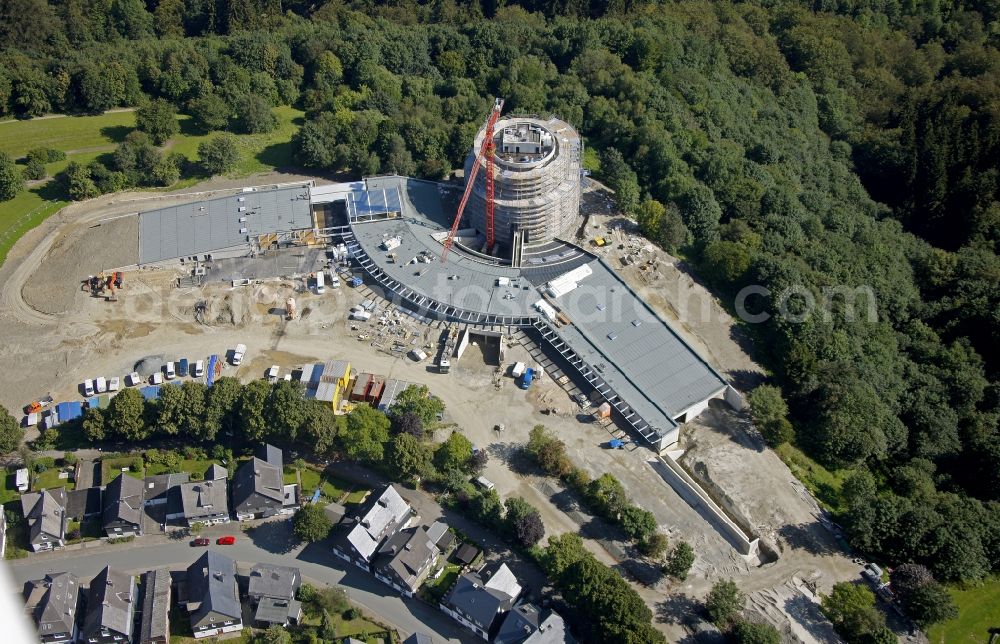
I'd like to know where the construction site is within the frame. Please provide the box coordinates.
[0,104,862,643]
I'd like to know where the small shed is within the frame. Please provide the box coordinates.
[350,373,373,402]
[455,543,481,567]
[324,502,346,526]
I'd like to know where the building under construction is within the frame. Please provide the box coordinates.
[464,117,581,252]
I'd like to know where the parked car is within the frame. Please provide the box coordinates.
[165,362,176,379]
[193,360,205,377]
[216,535,236,545]
[108,377,120,392]
[83,379,95,396]
[266,365,279,383]
[95,376,108,393]
[191,538,210,547]
[232,344,247,366]
[127,372,142,387]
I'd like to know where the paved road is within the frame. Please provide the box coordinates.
[5,521,468,643]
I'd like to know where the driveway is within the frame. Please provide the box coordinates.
[5,520,469,642]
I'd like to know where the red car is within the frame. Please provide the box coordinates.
[190,537,210,547]
[216,535,236,545]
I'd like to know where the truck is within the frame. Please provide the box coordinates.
[519,368,534,390]
[511,362,526,378]
[232,344,247,366]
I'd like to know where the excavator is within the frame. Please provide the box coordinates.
[81,270,123,301]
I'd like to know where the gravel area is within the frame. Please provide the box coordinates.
[23,215,138,314]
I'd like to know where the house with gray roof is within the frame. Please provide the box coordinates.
[143,472,189,507]
[247,563,302,627]
[20,487,68,551]
[181,551,243,639]
[332,484,413,570]
[139,569,171,644]
[166,465,229,526]
[372,525,440,597]
[440,563,523,640]
[82,565,136,644]
[102,473,144,537]
[495,603,575,644]
[22,571,81,643]
[66,487,103,520]
[231,443,298,520]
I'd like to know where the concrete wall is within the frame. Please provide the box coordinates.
[724,385,744,411]
[649,455,759,557]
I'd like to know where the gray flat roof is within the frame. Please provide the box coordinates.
[555,259,727,427]
[138,184,312,264]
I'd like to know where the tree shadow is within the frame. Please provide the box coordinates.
[776,521,841,557]
[727,368,765,393]
[783,594,841,643]
[618,557,664,586]
[246,518,299,555]
[178,117,205,137]
[655,592,703,626]
[100,125,132,144]
[256,141,294,170]
[487,441,534,476]
[33,178,66,201]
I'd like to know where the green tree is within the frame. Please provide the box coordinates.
[179,381,206,437]
[204,376,241,441]
[299,400,341,455]
[105,388,148,441]
[435,431,473,471]
[135,99,178,145]
[237,380,271,443]
[265,379,306,442]
[471,488,505,530]
[82,408,105,442]
[198,134,239,175]
[0,152,23,201]
[504,497,544,547]
[664,541,695,580]
[0,406,25,453]
[822,582,892,643]
[620,505,657,541]
[235,94,277,134]
[733,620,781,644]
[60,162,99,200]
[385,433,432,483]
[638,532,669,558]
[292,503,332,542]
[153,381,185,435]
[389,385,444,425]
[600,147,640,215]
[341,404,391,463]
[526,425,572,477]
[541,533,589,578]
[890,564,957,627]
[747,384,794,447]
[585,473,627,518]
[706,579,745,627]
[189,93,230,132]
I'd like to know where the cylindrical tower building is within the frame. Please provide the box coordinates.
[464,116,581,249]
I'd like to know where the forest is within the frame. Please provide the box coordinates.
[0,0,997,594]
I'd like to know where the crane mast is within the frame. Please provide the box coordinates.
[441,98,504,263]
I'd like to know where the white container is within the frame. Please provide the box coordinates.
[511,362,526,378]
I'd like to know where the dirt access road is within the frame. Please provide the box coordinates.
[0,175,860,641]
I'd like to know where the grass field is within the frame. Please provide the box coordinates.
[776,442,850,513]
[101,455,144,484]
[145,458,217,478]
[0,106,304,267]
[0,469,21,505]
[31,466,75,492]
[926,577,1000,643]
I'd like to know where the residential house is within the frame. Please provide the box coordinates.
[425,520,455,553]
[142,473,189,507]
[23,572,81,644]
[402,635,432,644]
[20,488,68,551]
[246,563,302,627]
[440,563,523,640]
[66,487,102,522]
[495,604,575,644]
[231,444,298,521]
[138,569,171,644]
[81,565,136,644]
[102,473,144,537]
[166,466,229,526]
[371,525,440,597]
[332,484,413,570]
[181,551,243,639]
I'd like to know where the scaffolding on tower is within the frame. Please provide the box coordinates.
[441,97,505,263]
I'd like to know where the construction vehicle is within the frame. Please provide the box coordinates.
[442,98,505,262]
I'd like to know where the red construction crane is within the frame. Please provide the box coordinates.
[441,98,505,263]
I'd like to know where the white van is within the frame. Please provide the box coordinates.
[95,377,107,393]
[232,344,247,366]
[165,362,176,379]
[83,379,95,396]
[193,360,205,377]
[127,372,142,386]
[315,271,326,294]
[108,377,120,392]
[475,476,496,492]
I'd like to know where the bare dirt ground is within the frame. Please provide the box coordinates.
[0,175,861,641]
